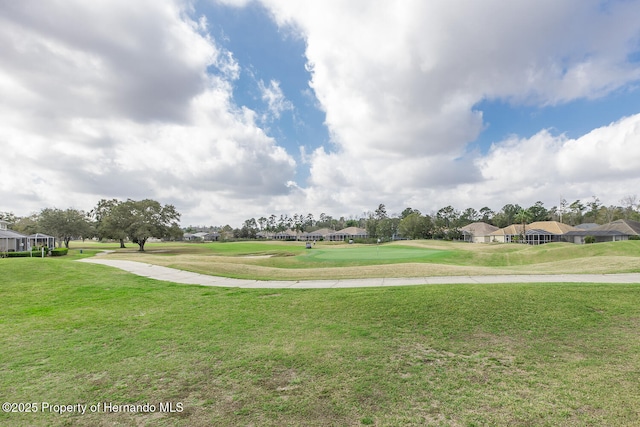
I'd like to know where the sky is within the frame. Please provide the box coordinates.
[1,0,640,227]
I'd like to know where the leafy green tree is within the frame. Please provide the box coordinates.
[514,208,532,243]
[432,206,460,239]
[479,207,494,224]
[11,214,39,235]
[92,199,130,248]
[345,219,359,227]
[398,212,433,239]
[460,207,479,225]
[437,206,457,227]
[305,213,315,230]
[620,195,639,220]
[239,218,258,238]
[377,217,400,241]
[39,208,92,248]
[365,216,378,239]
[375,204,388,220]
[493,204,522,228]
[569,200,586,225]
[118,199,181,251]
[400,207,420,219]
[0,212,17,224]
[527,201,549,222]
[584,196,602,223]
[221,224,234,241]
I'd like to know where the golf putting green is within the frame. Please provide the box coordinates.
[303,245,446,261]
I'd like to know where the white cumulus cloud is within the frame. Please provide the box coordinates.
[0,0,296,225]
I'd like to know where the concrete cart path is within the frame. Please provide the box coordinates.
[78,258,640,288]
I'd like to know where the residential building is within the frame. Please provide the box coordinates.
[490,221,577,244]
[564,219,640,243]
[460,222,499,243]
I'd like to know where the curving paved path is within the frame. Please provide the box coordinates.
[78,258,640,288]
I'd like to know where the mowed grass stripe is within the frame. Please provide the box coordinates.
[2,257,640,426]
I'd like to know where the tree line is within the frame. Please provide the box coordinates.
[225,196,640,241]
[1,199,181,251]
[3,195,639,246]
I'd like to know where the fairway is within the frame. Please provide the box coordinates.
[303,245,445,261]
[95,239,640,280]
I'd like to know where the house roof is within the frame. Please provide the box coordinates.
[275,229,298,236]
[591,219,640,235]
[306,228,335,236]
[575,223,599,230]
[526,228,553,236]
[490,224,523,236]
[564,229,628,237]
[0,229,27,238]
[527,221,577,234]
[460,222,499,236]
[335,227,367,235]
[564,219,640,237]
[28,233,55,238]
[490,221,577,236]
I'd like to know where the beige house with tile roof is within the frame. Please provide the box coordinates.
[460,222,499,243]
[490,221,577,244]
[330,227,368,241]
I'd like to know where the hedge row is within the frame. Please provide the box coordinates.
[51,248,68,256]
[1,248,68,257]
[2,251,32,258]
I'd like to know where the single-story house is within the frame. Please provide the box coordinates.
[0,228,28,252]
[184,232,221,241]
[460,222,499,243]
[564,219,640,243]
[183,233,200,241]
[300,228,335,241]
[490,221,577,244]
[193,231,219,241]
[1,220,56,252]
[489,224,523,243]
[329,227,368,241]
[273,229,300,240]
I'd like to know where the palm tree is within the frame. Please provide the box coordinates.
[514,208,532,244]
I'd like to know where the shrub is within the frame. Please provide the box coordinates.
[4,251,32,258]
[353,238,379,244]
[629,235,640,240]
[51,248,69,256]
[584,235,596,244]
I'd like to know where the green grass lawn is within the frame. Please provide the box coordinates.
[2,257,640,426]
